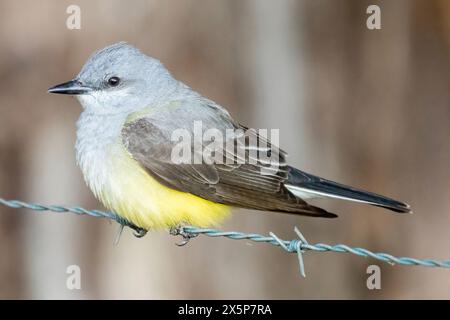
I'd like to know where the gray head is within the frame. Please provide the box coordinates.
[48,42,180,115]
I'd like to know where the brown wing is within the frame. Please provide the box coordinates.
[122,100,336,218]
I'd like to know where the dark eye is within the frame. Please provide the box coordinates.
[107,76,120,87]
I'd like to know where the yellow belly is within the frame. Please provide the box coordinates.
[97,142,230,230]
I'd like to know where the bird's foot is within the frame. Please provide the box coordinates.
[132,227,148,238]
[127,223,148,238]
[169,225,198,246]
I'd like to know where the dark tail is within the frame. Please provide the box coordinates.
[285,167,411,213]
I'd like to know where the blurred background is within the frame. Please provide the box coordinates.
[0,0,449,299]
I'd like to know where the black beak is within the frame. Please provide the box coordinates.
[47,79,93,95]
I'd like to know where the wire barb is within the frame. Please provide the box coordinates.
[269,229,308,277]
[114,224,125,246]
[2,197,450,276]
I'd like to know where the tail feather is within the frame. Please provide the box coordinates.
[285,167,411,213]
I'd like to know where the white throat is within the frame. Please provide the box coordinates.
[75,111,128,198]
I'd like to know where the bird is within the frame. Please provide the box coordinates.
[48,42,411,237]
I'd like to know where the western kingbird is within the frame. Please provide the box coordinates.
[48,42,410,234]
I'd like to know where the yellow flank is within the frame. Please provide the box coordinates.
[97,141,230,230]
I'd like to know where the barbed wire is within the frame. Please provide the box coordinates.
[1,197,450,277]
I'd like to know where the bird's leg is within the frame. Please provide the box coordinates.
[169,224,198,246]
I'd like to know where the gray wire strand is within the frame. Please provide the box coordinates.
[2,197,450,277]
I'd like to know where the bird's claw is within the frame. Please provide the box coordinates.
[131,225,148,238]
[169,225,198,246]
